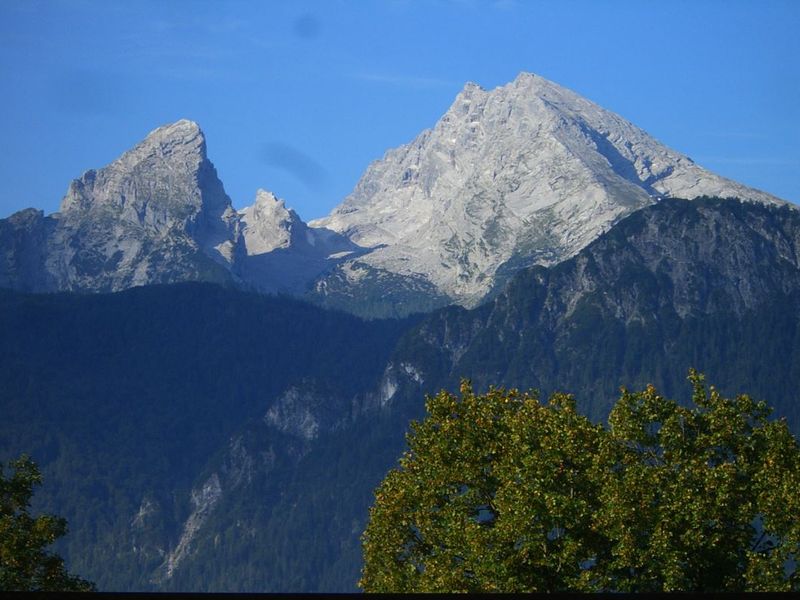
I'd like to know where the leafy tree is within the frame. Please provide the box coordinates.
[0,455,95,591]
[360,371,800,592]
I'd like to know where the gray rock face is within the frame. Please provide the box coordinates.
[309,72,787,316]
[0,123,355,296]
[1,120,239,292]
[234,189,358,295]
[239,189,307,256]
[0,208,55,292]
[0,74,790,313]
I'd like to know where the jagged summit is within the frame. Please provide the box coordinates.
[0,116,358,296]
[2,119,238,292]
[111,119,206,168]
[239,189,306,255]
[59,119,212,216]
[459,80,484,93]
[453,72,598,117]
[249,188,297,217]
[510,70,578,91]
[144,118,202,141]
[309,71,786,315]
[152,118,201,135]
[135,119,206,159]
[232,187,360,296]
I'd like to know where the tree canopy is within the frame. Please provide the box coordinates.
[360,371,800,592]
[0,455,94,591]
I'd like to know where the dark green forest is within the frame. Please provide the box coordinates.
[2,198,800,591]
[0,283,414,590]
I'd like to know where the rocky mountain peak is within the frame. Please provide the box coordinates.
[239,189,305,255]
[0,119,238,293]
[456,80,485,97]
[146,119,203,146]
[0,118,355,297]
[510,70,578,97]
[129,119,206,160]
[252,188,290,214]
[0,77,792,317]
[127,119,206,171]
[6,207,44,227]
[309,72,787,317]
[58,118,215,219]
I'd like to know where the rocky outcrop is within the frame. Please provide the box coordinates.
[234,189,358,294]
[0,208,55,291]
[239,189,311,256]
[154,473,223,583]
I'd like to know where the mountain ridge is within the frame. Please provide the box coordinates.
[0,73,791,316]
[308,72,787,315]
[377,196,800,423]
[3,197,800,592]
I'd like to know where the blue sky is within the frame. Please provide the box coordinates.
[1,0,798,220]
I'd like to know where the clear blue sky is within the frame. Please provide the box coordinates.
[1,0,798,220]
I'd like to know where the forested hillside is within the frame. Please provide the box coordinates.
[0,283,413,590]
[3,198,800,591]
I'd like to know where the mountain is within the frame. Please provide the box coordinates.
[0,120,237,292]
[0,122,352,296]
[0,73,788,317]
[234,189,358,294]
[3,198,800,592]
[378,197,800,427]
[309,72,786,316]
[273,196,800,591]
[1,73,798,590]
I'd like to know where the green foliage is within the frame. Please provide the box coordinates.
[0,455,94,591]
[360,372,800,592]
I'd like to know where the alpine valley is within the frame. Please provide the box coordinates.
[1,73,798,592]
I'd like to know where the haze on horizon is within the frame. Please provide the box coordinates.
[0,0,798,221]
